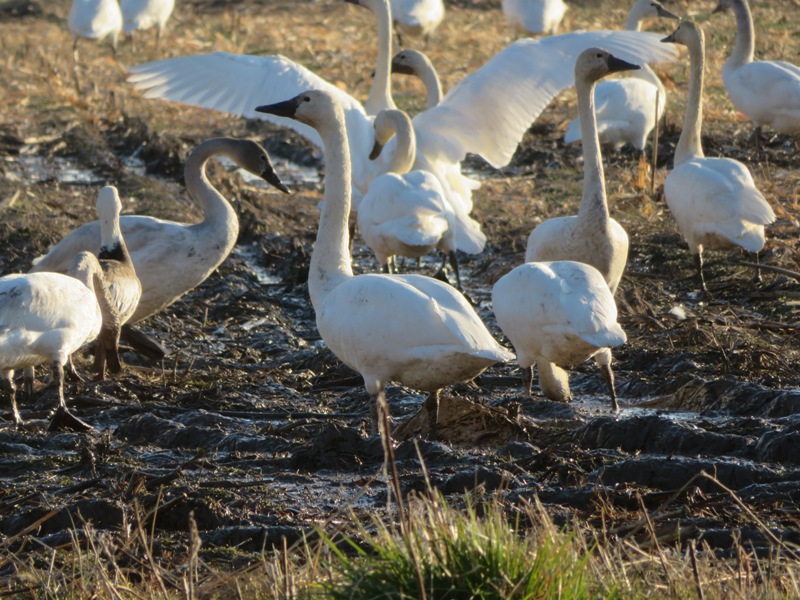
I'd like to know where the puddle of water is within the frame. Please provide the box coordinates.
[235,243,282,285]
[575,394,725,424]
[4,155,104,185]
[215,155,321,188]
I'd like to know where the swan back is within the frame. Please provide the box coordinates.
[390,0,444,39]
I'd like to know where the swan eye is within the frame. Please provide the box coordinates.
[596,53,603,58]
[303,96,311,102]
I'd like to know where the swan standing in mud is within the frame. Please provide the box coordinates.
[497,49,636,409]
[712,0,800,146]
[256,90,512,436]
[128,0,677,256]
[92,186,142,379]
[1,253,118,429]
[357,109,460,287]
[662,21,775,293]
[30,139,288,357]
[563,0,679,158]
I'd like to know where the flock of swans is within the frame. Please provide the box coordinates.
[1,0,797,436]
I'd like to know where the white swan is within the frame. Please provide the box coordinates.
[526,50,636,296]
[713,0,800,141]
[563,0,678,154]
[120,0,174,45]
[256,90,513,436]
[1,252,115,428]
[93,186,142,379]
[492,260,626,409]
[357,109,459,286]
[127,0,677,254]
[502,0,567,36]
[68,0,123,59]
[391,49,442,110]
[30,138,287,355]
[517,48,638,409]
[662,21,775,293]
[390,0,444,41]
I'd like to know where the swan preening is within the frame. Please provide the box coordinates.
[498,48,635,410]
[127,0,677,257]
[357,109,460,287]
[502,0,568,36]
[31,139,288,338]
[1,253,116,428]
[713,0,800,141]
[563,0,679,154]
[256,90,512,435]
[662,21,775,293]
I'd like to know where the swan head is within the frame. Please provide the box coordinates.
[96,185,122,226]
[256,90,343,134]
[645,0,680,21]
[661,20,703,49]
[369,109,412,160]
[575,49,640,84]
[390,49,428,76]
[230,139,289,194]
[67,251,103,290]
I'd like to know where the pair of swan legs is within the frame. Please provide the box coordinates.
[521,358,619,412]
[369,388,442,439]
[693,250,762,299]
[381,250,462,290]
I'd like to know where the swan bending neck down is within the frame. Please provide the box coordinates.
[1,252,117,429]
[256,91,511,436]
[30,138,288,358]
[391,50,442,110]
[713,0,800,138]
[358,109,460,287]
[662,21,775,293]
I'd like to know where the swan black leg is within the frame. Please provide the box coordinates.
[600,364,619,412]
[521,365,533,398]
[121,324,168,361]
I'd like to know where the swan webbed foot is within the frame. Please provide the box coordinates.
[600,364,619,412]
[47,405,92,433]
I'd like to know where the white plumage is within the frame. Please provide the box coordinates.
[713,0,800,136]
[0,254,109,427]
[502,0,567,36]
[128,0,677,256]
[564,0,679,152]
[120,0,174,35]
[492,260,626,406]
[30,139,287,326]
[255,90,512,436]
[68,0,122,50]
[662,21,775,292]
[390,0,444,40]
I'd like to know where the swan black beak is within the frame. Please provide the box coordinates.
[369,140,384,160]
[262,166,289,194]
[661,30,678,44]
[654,3,680,20]
[255,97,301,119]
[391,59,415,75]
[607,55,640,74]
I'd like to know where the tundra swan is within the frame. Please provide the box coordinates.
[357,109,460,287]
[563,0,678,155]
[120,0,175,47]
[391,49,442,110]
[526,50,636,296]
[128,0,677,254]
[30,139,287,356]
[502,0,567,36]
[390,0,444,41]
[662,21,775,293]
[712,0,800,143]
[1,253,117,428]
[492,260,626,409]
[521,48,638,408]
[68,0,123,60]
[256,90,512,436]
[93,186,142,379]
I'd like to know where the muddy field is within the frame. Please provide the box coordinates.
[1,0,799,585]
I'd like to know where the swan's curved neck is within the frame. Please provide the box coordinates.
[416,58,443,108]
[365,0,397,115]
[310,107,355,308]
[576,76,609,224]
[384,111,416,174]
[675,34,706,164]
[183,138,239,239]
[625,8,645,31]
[727,0,754,68]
